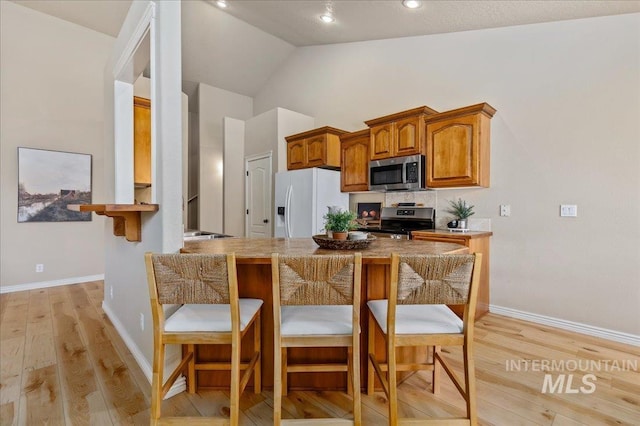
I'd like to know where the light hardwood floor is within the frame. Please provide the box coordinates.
[1,281,638,425]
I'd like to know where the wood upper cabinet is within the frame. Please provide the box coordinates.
[411,230,492,319]
[365,106,438,160]
[134,96,151,187]
[369,124,394,160]
[286,126,347,170]
[287,139,306,169]
[340,129,370,192]
[305,134,328,167]
[426,103,496,188]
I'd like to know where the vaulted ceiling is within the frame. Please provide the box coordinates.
[11,0,640,97]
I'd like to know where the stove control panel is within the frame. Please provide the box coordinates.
[397,209,416,216]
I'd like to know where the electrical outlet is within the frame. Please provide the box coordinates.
[560,204,578,217]
[110,286,114,300]
[35,264,44,273]
[140,313,144,331]
[500,205,511,217]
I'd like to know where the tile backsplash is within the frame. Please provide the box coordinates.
[384,191,437,208]
[349,190,491,231]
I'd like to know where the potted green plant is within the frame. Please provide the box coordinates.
[323,209,357,240]
[445,198,475,229]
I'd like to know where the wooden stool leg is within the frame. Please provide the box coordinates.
[387,340,398,426]
[464,342,477,426]
[150,342,165,424]
[187,344,196,394]
[274,340,282,426]
[367,311,376,395]
[281,347,288,396]
[253,312,262,393]
[433,345,441,395]
[347,347,353,396]
[352,333,362,425]
[230,338,241,426]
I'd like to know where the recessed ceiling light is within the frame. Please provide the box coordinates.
[216,0,228,8]
[402,0,421,9]
[320,13,335,23]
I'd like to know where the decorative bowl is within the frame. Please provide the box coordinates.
[312,234,376,250]
[348,231,368,241]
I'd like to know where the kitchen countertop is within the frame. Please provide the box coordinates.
[181,236,469,263]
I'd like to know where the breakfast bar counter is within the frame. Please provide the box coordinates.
[181,236,468,262]
[181,237,468,390]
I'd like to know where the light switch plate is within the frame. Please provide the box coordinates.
[560,205,578,217]
[500,205,511,217]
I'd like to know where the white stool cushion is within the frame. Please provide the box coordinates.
[280,305,353,336]
[164,299,263,332]
[367,300,463,335]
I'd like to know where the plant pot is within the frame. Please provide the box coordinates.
[457,219,468,230]
[332,231,348,240]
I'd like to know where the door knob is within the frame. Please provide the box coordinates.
[263,219,269,223]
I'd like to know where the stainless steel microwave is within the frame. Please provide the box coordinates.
[369,154,426,191]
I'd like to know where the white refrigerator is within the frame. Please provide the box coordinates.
[275,168,349,238]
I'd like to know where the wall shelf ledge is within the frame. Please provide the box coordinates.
[68,204,159,242]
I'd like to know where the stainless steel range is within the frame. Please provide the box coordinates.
[365,204,435,239]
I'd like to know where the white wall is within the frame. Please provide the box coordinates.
[0,2,113,290]
[254,14,640,336]
[198,83,252,233]
[101,0,184,388]
[211,105,313,238]
[275,108,317,173]
[244,108,314,236]
[223,117,246,236]
[244,108,315,173]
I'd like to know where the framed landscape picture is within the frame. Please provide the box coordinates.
[18,147,92,222]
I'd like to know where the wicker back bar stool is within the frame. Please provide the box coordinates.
[271,253,363,425]
[145,252,263,425]
[367,253,482,425]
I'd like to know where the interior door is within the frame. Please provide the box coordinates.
[245,154,272,238]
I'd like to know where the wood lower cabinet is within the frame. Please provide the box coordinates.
[365,105,438,160]
[133,96,151,187]
[286,126,347,170]
[411,230,492,319]
[426,103,496,188]
[340,129,370,192]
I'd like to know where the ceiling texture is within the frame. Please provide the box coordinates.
[11,0,640,97]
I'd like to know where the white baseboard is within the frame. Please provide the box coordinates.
[102,301,186,399]
[490,304,640,347]
[0,274,105,294]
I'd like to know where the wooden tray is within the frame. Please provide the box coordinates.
[312,234,376,250]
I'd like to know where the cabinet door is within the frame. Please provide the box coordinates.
[305,135,327,167]
[134,97,151,186]
[395,116,423,157]
[341,136,370,192]
[370,123,394,160]
[427,115,481,187]
[287,139,307,170]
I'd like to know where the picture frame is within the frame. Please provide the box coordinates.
[18,147,92,222]
[357,202,382,221]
